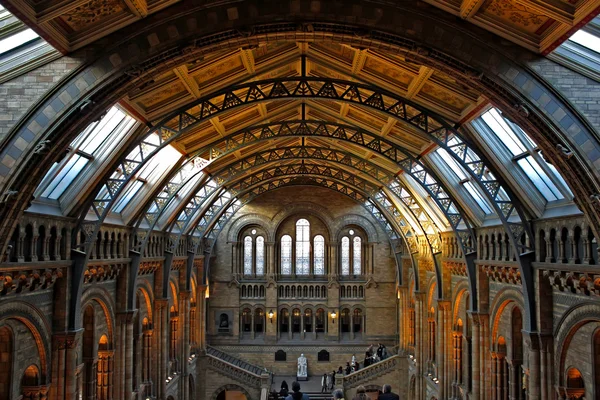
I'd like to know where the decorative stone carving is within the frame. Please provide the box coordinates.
[33,140,51,155]
[0,267,63,295]
[556,144,573,159]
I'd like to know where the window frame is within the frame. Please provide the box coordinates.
[339,228,365,277]
[241,229,266,277]
[35,106,140,211]
[278,218,328,277]
[469,108,573,215]
[549,16,600,83]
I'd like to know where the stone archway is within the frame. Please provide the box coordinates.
[211,384,252,400]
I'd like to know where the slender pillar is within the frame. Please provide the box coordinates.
[471,314,480,400]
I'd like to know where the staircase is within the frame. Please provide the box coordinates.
[206,346,270,388]
[342,355,401,389]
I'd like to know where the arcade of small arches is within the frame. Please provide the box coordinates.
[0,0,599,399]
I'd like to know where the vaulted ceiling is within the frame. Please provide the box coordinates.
[2,0,592,248]
[4,0,598,54]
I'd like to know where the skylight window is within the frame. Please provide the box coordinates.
[37,106,137,201]
[551,16,600,81]
[433,148,495,215]
[570,29,600,54]
[476,108,572,203]
[0,8,59,84]
[0,29,39,55]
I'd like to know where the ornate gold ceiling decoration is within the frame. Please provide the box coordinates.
[2,0,180,51]
[2,0,598,54]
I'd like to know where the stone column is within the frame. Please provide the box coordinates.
[267,242,275,275]
[437,300,451,399]
[414,291,425,400]
[491,352,497,400]
[179,290,191,400]
[524,332,541,400]
[153,299,169,399]
[471,314,480,400]
[197,285,207,351]
[115,310,135,400]
[51,331,82,400]
[329,244,337,277]
[544,238,552,263]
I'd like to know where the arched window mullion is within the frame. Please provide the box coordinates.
[353,236,362,275]
[296,219,310,275]
[256,236,265,276]
[341,236,350,276]
[243,236,253,276]
[314,235,325,275]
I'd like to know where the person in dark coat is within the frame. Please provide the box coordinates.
[378,384,399,400]
[376,343,384,360]
[345,362,352,375]
[279,380,289,397]
[330,370,336,390]
[337,366,343,375]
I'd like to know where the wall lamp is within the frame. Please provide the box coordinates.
[268,310,274,323]
[331,311,337,324]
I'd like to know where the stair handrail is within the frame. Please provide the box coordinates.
[206,345,271,375]
[342,355,400,388]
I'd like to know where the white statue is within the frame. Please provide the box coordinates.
[297,353,308,380]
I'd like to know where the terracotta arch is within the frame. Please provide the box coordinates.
[489,287,525,341]
[210,384,253,400]
[227,213,273,242]
[81,286,116,346]
[0,301,51,382]
[554,303,600,386]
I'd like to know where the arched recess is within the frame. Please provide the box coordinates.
[554,303,600,395]
[227,214,273,243]
[210,384,252,400]
[81,287,116,345]
[332,214,380,244]
[0,301,51,385]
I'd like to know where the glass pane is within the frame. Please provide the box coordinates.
[481,109,526,156]
[281,235,292,275]
[314,235,325,275]
[244,236,253,275]
[0,29,39,55]
[113,180,144,212]
[296,219,310,275]
[42,155,88,199]
[353,236,362,275]
[570,29,600,54]
[464,181,493,214]
[436,148,468,180]
[79,107,131,155]
[341,236,350,275]
[256,236,265,275]
[517,156,563,201]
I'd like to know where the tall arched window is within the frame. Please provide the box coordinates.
[341,236,350,275]
[353,236,362,275]
[296,219,310,275]
[256,236,265,275]
[281,235,292,275]
[314,235,325,275]
[243,236,253,275]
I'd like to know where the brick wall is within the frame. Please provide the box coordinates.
[529,59,600,133]
[0,56,81,141]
